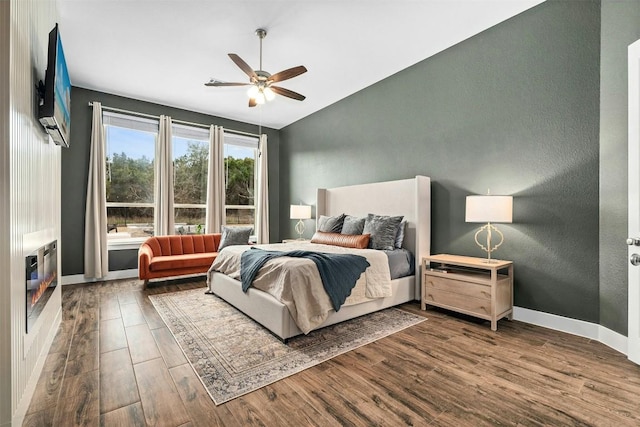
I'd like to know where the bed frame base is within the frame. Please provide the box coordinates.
[208,272,415,341]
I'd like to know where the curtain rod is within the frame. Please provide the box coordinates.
[87,102,261,138]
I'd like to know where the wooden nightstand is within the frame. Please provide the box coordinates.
[422,254,513,331]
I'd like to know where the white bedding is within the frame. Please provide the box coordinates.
[207,242,392,333]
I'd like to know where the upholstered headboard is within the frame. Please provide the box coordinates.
[316,175,431,299]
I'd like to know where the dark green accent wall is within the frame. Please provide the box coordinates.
[279,1,602,324]
[599,0,640,335]
[60,1,637,335]
[62,87,280,275]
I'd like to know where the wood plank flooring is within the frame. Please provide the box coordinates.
[23,277,640,426]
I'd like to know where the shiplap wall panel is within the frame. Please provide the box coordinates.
[0,1,11,425]
[4,0,61,425]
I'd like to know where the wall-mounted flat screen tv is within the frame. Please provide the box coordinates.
[39,23,71,147]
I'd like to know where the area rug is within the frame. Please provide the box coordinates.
[149,288,426,404]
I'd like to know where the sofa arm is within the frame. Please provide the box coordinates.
[138,243,154,279]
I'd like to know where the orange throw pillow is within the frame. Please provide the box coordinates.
[310,231,370,249]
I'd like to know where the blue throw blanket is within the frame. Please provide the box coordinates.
[240,248,370,312]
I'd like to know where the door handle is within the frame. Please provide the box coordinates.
[627,237,640,246]
[631,254,640,266]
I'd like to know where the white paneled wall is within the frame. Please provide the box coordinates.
[2,0,61,425]
[0,2,11,426]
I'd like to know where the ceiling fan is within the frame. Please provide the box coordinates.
[205,28,307,107]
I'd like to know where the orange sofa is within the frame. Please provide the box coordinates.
[138,234,222,288]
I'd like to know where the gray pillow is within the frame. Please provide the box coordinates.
[394,219,408,249]
[363,214,404,250]
[318,214,346,233]
[218,226,253,250]
[341,215,366,235]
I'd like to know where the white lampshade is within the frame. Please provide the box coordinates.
[465,195,513,223]
[290,204,312,220]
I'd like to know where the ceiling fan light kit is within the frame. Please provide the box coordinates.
[205,28,307,107]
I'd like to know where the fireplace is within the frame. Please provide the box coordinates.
[26,240,57,333]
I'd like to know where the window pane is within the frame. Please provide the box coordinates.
[106,126,155,204]
[224,140,258,231]
[224,144,256,206]
[173,134,208,235]
[225,207,255,227]
[175,208,206,234]
[106,206,154,238]
[173,136,208,205]
[105,124,156,239]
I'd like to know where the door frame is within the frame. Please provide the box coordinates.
[627,39,640,365]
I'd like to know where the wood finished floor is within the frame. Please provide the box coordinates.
[23,277,640,427]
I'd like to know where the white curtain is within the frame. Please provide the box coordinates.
[256,134,269,243]
[84,102,108,278]
[154,115,175,236]
[206,125,225,234]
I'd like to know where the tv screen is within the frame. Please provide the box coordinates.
[39,23,71,147]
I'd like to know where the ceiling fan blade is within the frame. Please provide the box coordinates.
[249,98,257,107]
[268,65,307,83]
[204,81,250,87]
[271,86,306,101]
[228,54,258,81]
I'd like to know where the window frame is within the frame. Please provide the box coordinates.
[103,112,159,248]
[223,132,259,233]
[101,111,261,249]
[172,124,211,234]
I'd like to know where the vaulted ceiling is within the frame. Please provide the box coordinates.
[58,1,544,129]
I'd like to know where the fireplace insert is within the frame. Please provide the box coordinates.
[26,240,57,333]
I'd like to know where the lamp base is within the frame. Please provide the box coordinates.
[474,222,505,262]
[294,219,305,240]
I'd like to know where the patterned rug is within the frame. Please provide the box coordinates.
[149,288,426,404]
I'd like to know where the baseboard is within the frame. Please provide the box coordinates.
[513,306,628,356]
[61,269,138,285]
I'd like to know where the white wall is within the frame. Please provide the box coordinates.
[0,2,10,425]
[1,0,61,425]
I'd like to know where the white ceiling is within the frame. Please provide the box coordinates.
[58,0,544,130]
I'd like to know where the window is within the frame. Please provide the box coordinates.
[103,111,260,244]
[224,133,259,230]
[104,112,158,242]
[172,124,210,234]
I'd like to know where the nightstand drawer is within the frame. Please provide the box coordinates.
[424,289,491,317]
[424,275,491,300]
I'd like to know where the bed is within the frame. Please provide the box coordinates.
[206,175,431,341]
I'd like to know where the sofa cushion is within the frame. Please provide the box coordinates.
[149,252,218,272]
[144,234,220,256]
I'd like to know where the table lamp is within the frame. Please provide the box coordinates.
[290,204,311,240]
[465,192,513,262]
